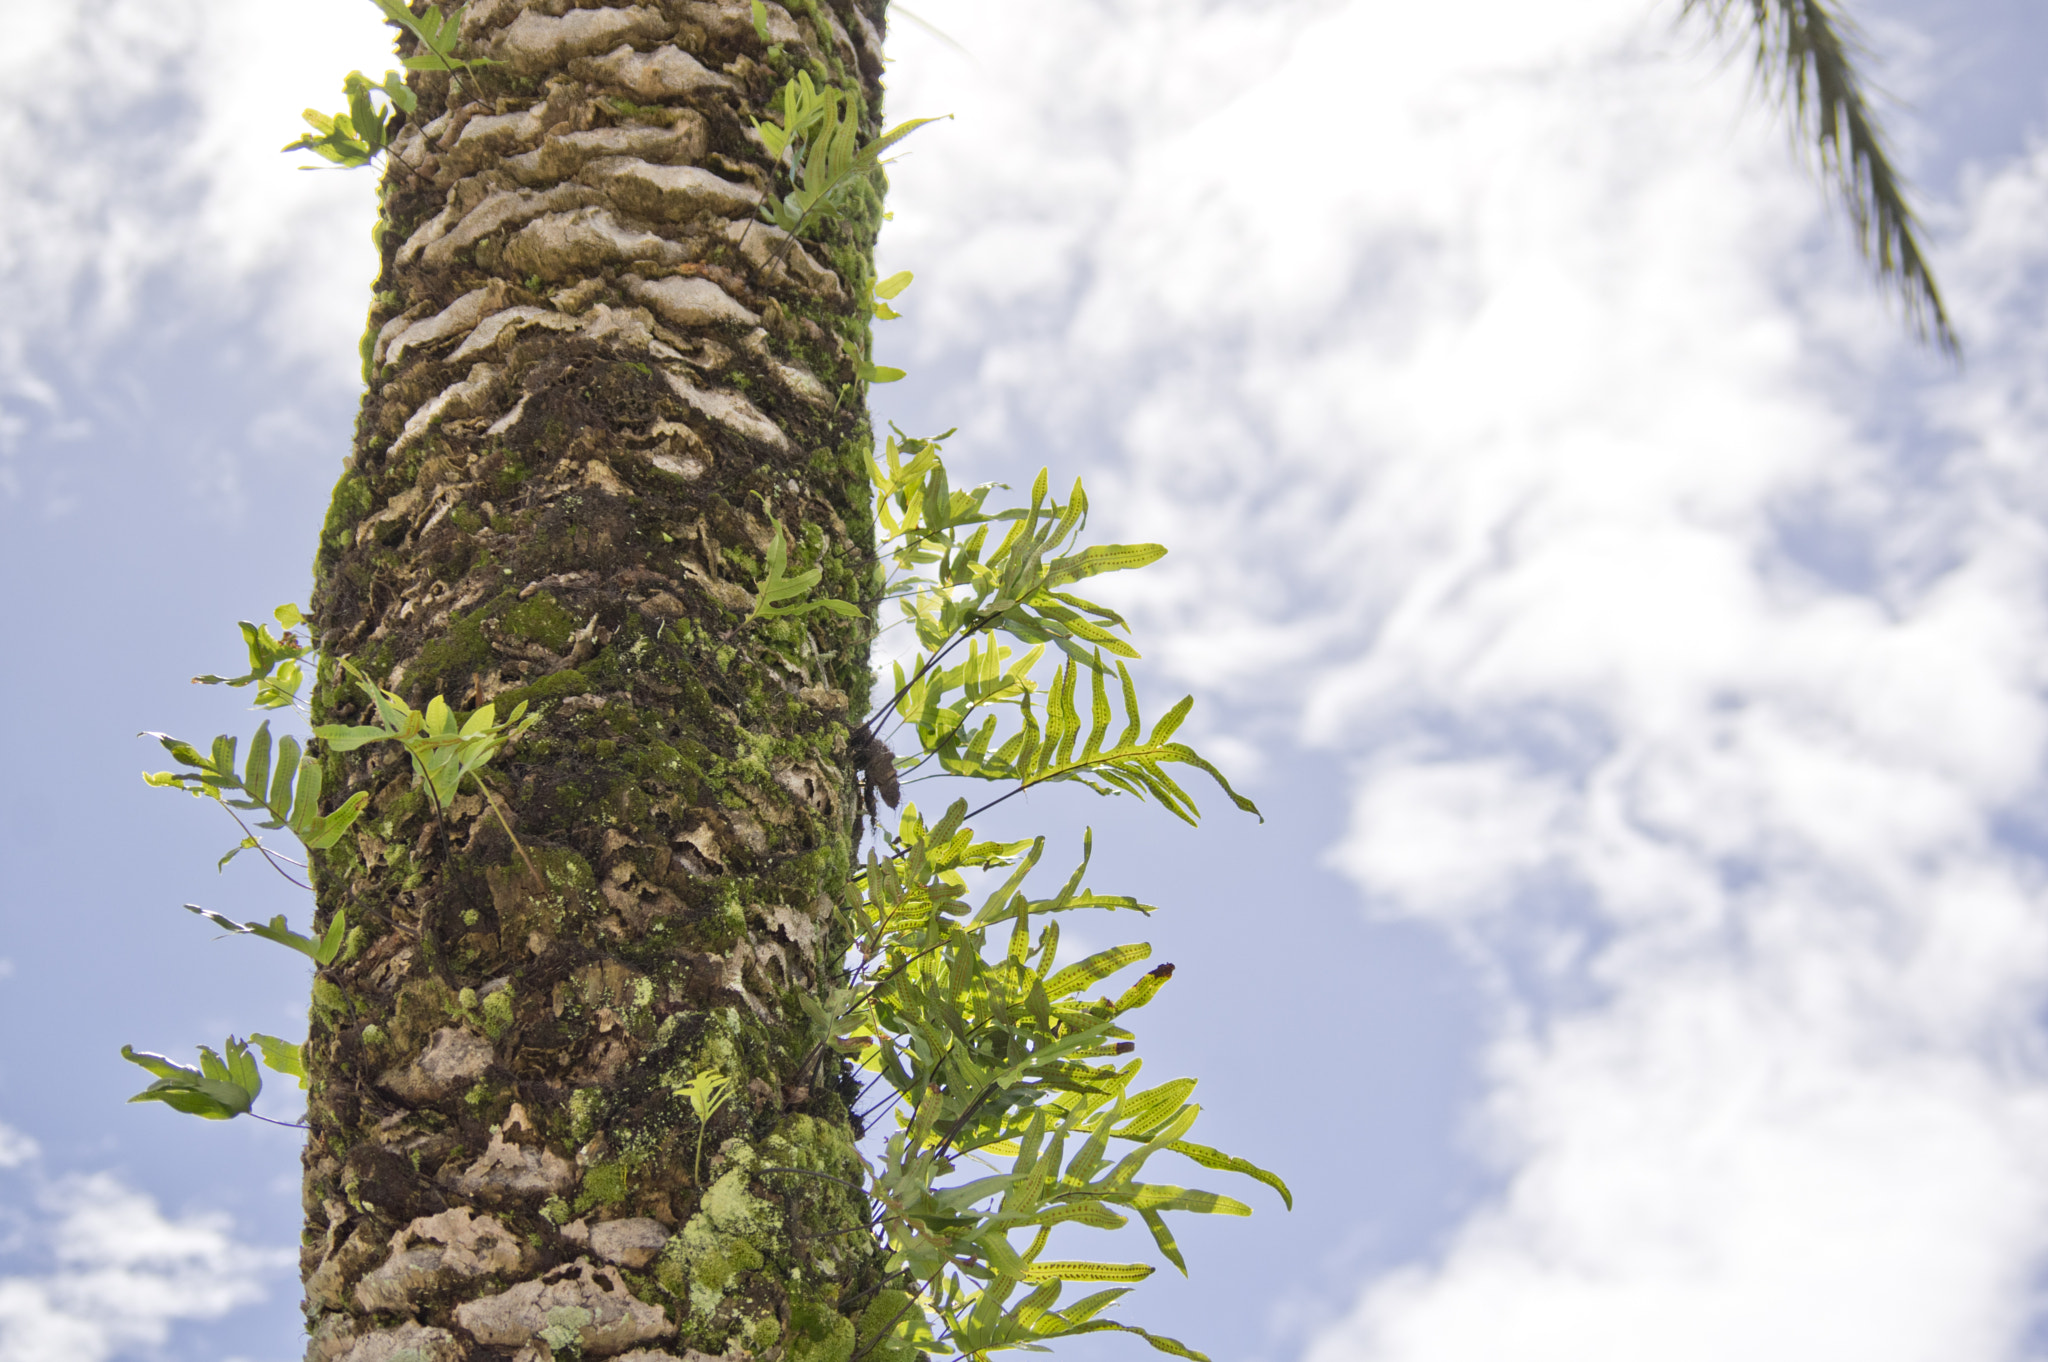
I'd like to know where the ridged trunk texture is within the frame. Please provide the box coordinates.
[299,4,893,1360]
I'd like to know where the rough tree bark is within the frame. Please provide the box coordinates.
[298,4,896,1360]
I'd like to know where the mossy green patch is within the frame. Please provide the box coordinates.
[311,977,350,1025]
[377,787,427,840]
[571,1087,606,1144]
[400,604,496,699]
[321,473,373,556]
[788,1300,856,1362]
[575,1159,630,1211]
[457,983,515,1039]
[747,1313,786,1355]
[536,846,595,892]
[501,591,577,653]
[391,978,459,1051]
[603,95,688,126]
[493,667,591,714]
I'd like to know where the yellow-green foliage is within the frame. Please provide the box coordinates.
[123,62,1289,1354]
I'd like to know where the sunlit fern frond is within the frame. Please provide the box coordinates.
[1686,0,1957,356]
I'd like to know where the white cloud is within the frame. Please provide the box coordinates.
[1316,1012,2048,1361]
[0,0,392,503]
[881,1,2048,1358]
[0,1172,288,1362]
[0,1123,36,1171]
[0,0,390,359]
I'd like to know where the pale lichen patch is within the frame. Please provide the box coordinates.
[445,105,549,173]
[448,305,583,364]
[580,158,760,222]
[846,3,886,77]
[372,302,432,368]
[504,207,690,281]
[457,0,523,39]
[354,1207,531,1313]
[386,283,511,365]
[455,1258,674,1354]
[307,1222,387,1311]
[396,203,460,269]
[493,6,670,75]
[354,486,427,549]
[656,1163,779,1318]
[506,120,711,186]
[445,1104,576,1202]
[425,184,595,269]
[648,449,707,481]
[760,896,821,957]
[575,303,664,353]
[681,0,800,46]
[391,364,507,460]
[551,277,611,314]
[397,174,509,267]
[575,43,736,101]
[720,219,843,301]
[307,1311,360,1362]
[743,329,832,407]
[664,371,789,451]
[584,459,631,496]
[590,1216,672,1267]
[629,274,760,330]
[337,1322,464,1362]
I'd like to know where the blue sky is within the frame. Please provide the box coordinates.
[2,1,2047,1360]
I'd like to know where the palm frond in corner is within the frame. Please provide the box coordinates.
[1687,0,1958,356]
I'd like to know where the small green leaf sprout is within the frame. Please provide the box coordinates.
[142,717,369,884]
[314,660,543,887]
[249,1033,310,1090]
[372,0,492,79]
[751,72,949,250]
[282,70,416,169]
[121,1035,308,1122]
[856,272,916,385]
[863,432,1259,827]
[748,517,863,623]
[189,602,309,708]
[282,5,496,170]
[675,1068,735,1184]
[184,904,347,965]
[121,1038,261,1121]
[871,270,914,321]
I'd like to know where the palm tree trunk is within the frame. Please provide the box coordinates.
[300,5,894,1360]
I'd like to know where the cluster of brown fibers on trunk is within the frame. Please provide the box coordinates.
[298,4,902,1361]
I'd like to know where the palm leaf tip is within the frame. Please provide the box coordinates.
[1687,0,1958,356]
